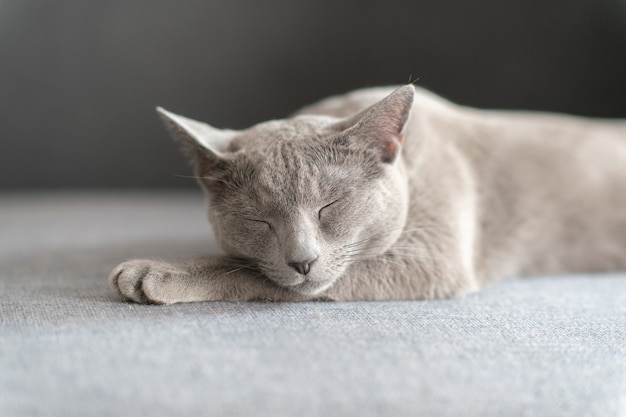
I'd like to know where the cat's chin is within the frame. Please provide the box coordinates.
[281,277,336,296]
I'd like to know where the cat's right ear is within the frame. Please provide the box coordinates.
[156,107,234,168]
[336,85,414,163]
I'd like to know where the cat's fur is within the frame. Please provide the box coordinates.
[109,85,626,304]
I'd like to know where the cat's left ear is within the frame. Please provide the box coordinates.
[342,85,414,163]
[156,107,235,160]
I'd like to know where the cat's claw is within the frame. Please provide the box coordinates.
[109,260,181,304]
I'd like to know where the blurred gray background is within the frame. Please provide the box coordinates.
[1,0,625,190]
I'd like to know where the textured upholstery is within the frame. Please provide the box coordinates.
[2,192,625,417]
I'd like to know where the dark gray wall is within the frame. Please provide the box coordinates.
[2,0,625,189]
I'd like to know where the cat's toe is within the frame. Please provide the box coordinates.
[109,260,153,304]
[109,260,182,304]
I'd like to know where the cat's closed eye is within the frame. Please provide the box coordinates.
[246,218,274,232]
[318,200,339,220]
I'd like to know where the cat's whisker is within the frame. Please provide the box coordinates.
[171,174,203,180]
[224,265,255,275]
[344,245,439,258]
[387,254,446,262]
[377,258,411,271]
[344,226,410,248]
[341,251,447,263]
[257,262,286,279]
[344,225,445,251]
[346,244,426,252]
[172,173,233,187]
[401,225,445,233]
[343,254,436,263]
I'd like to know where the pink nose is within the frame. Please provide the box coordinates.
[288,257,318,275]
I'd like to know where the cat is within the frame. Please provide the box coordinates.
[109,85,626,304]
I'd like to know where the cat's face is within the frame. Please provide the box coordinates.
[158,86,414,295]
[203,121,409,295]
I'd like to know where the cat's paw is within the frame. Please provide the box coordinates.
[109,259,184,305]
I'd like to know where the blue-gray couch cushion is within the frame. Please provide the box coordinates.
[1,192,625,417]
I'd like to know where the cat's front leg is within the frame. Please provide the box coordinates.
[324,254,480,301]
[109,257,305,304]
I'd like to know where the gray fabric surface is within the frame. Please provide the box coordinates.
[1,192,625,417]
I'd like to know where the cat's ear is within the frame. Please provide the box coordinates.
[341,85,414,163]
[156,107,234,161]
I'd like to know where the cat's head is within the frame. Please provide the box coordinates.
[158,86,414,295]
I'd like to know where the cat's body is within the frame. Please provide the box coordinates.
[110,86,626,304]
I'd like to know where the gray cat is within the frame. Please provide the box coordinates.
[109,85,626,304]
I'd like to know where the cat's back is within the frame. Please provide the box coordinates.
[296,86,449,119]
[296,85,626,282]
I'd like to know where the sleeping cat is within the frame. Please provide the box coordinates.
[109,85,626,304]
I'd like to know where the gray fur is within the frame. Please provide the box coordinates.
[109,85,626,304]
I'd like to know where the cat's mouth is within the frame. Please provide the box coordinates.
[287,278,334,295]
[256,259,341,296]
[276,274,335,296]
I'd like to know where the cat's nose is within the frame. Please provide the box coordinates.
[288,257,318,275]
